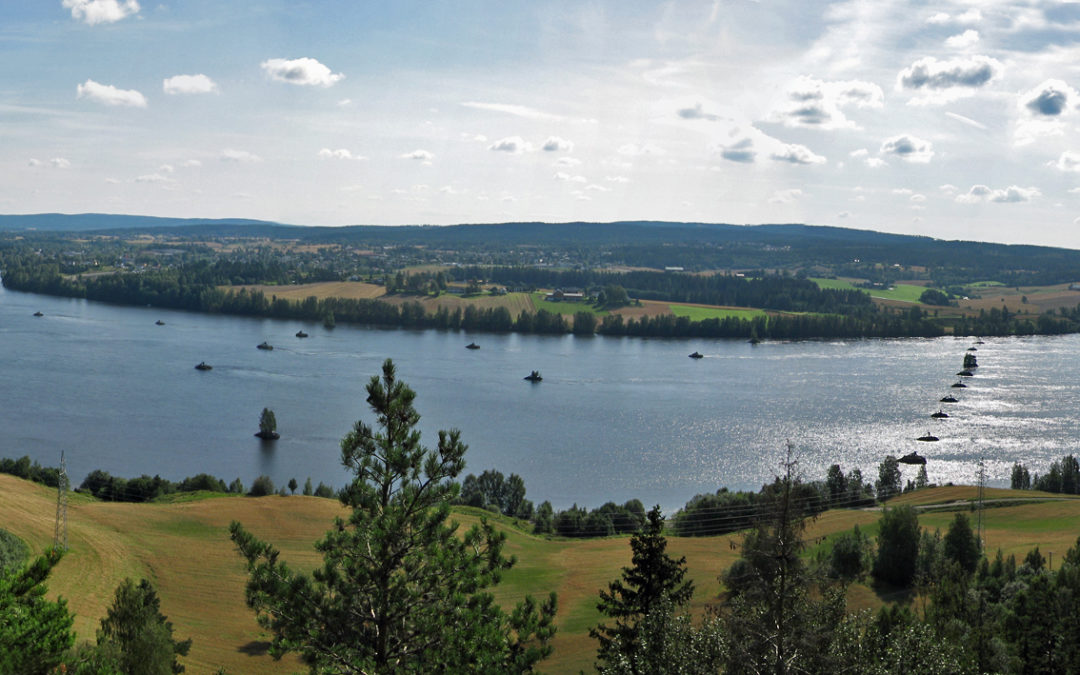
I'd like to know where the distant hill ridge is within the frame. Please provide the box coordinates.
[2,213,1078,264]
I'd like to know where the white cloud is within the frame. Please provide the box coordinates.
[677,102,721,121]
[956,184,1040,203]
[896,56,1002,104]
[461,101,567,122]
[76,79,147,107]
[585,184,610,192]
[488,136,533,154]
[158,164,173,173]
[769,188,804,203]
[1051,151,1080,172]
[771,143,826,165]
[439,185,459,195]
[554,157,581,167]
[880,135,934,163]
[542,136,574,152]
[318,148,365,160]
[135,173,174,184]
[220,149,261,163]
[261,58,344,87]
[554,172,587,183]
[892,188,914,196]
[617,143,663,156]
[605,175,629,183]
[182,159,202,168]
[29,158,71,169]
[402,149,434,162]
[62,0,139,25]
[771,76,884,130]
[337,99,353,107]
[927,9,981,26]
[865,157,886,168]
[945,30,980,49]
[163,74,218,95]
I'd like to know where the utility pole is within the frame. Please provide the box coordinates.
[53,451,68,551]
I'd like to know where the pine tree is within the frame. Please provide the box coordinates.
[96,578,192,674]
[230,358,556,673]
[0,548,73,675]
[591,506,694,668]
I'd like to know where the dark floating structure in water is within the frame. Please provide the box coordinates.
[194,362,212,371]
[257,341,273,350]
[900,450,929,463]
[940,394,959,403]
[688,351,703,359]
[951,380,967,388]
[931,410,949,419]
[33,311,43,317]
[296,330,308,338]
[466,342,480,350]
[524,370,542,382]
[915,433,939,442]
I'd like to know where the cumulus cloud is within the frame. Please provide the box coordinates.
[771,76,884,129]
[956,184,1040,203]
[605,175,629,183]
[261,58,344,87]
[1051,151,1080,172]
[76,79,147,107]
[488,136,532,154]
[716,137,756,163]
[553,172,587,183]
[542,136,574,152]
[62,0,139,25]
[945,30,980,49]
[163,74,218,95]
[318,148,365,160]
[220,149,261,163]
[926,9,981,25]
[897,56,1002,104]
[182,159,202,168]
[402,149,434,162]
[880,135,935,163]
[677,102,721,121]
[1021,79,1077,116]
[771,143,826,165]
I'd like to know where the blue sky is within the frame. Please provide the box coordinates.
[5,1,1080,247]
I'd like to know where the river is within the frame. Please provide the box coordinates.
[1,284,1074,511]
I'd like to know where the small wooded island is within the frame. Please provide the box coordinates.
[255,407,279,440]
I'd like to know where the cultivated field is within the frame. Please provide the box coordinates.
[9,476,1079,673]
[229,281,387,301]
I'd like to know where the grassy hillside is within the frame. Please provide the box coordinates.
[5,476,1080,673]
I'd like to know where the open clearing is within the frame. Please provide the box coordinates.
[7,477,1076,673]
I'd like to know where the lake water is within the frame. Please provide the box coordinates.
[2,283,1076,512]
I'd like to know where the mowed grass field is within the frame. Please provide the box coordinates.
[7,477,1080,672]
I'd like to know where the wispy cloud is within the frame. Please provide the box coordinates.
[221,149,261,163]
[461,101,566,122]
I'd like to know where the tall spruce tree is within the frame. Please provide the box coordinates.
[591,505,694,668]
[230,358,556,673]
[96,578,192,674]
[0,548,73,675]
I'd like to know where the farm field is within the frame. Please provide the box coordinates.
[6,476,1080,672]
[811,277,929,303]
[669,304,766,321]
[229,281,386,301]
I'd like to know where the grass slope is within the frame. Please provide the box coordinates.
[6,477,1080,673]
